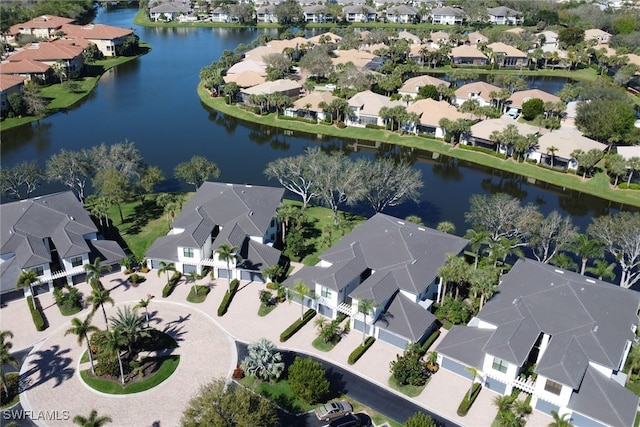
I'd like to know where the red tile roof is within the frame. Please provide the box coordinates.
[60,23,134,40]
[52,37,93,50]
[0,59,52,74]
[9,43,83,62]
[9,15,75,35]
[0,74,27,91]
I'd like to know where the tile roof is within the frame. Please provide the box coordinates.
[407,99,466,125]
[9,42,83,62]
[399,75,449,95]
[0,60,51,75]
[241,79,301,96]
[535,129,607,160]
[348,90,404,116]
[487,6,520,16]
[487,42,527,58]
[60,23,134,40]
[374,291,437,341]
[223,71,266,87]
[506,89,560,107]
[290,91,339,111]
[0,74,27,90]
[9,15,74,35]
[469,118,546,141]
[454,81,502,100]
[451,45,487,59]
[431,7,465,16]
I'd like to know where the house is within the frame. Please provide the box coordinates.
[408,43,435,64]
[0,75,27,116]
[343,5,378,23]
[428,31,450,48]
[617,145,640,162]
[504,89,561,115]
[268,37,309,53]
[430,7,465,25]
[284,91,338,122]
[450,45,489,66]
[386,5,419,24]
[346,90,404,127]
[9,15,75,39]
[239,79,302,102]
[453,81,502,107]
[461,118,546,154]
[307,32,342,45]
[528,129,608,170]
[437,258,640,427]
[60,23,135,57]
[486,6,522,25]
[149,0,192,22]
[210,8,233,23]
[487,42,528,68]
[466,31,488,46]
[223,71,266,88]
[226,59,267,76]
[8,42,84,77]
[398,75,449,99]
[585,28,612,45]
[397,30,422,44]
[0,60,53,84]
[406,99,466,138]
[283,213,468,349]
[303,5,333,23]
[536,30,559,47]
[146,182,283,280]
[0,191,125,300]
[242,45,280,63]
[331,49,383,71]
[256,5,278,23]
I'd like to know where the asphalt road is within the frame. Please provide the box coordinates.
[236,342,460,427]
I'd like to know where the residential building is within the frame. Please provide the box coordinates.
[284,91,338,122]
[487,42,528,68]
[331,49,383,71]
[303,5,333,23]
[466,31,488,46]
[256,5,278,23]
[453,81,502,107]
[307,32,342,45]
[461,118,546,154]
[0,75,27,116]
[486,6,522,25]
[386,5,419,23]
[0,60,53,85]
[585,28,612,45]
[346,90,404,127]
[283,213,468,349]
[239,79,302,102]
[9,15,75,39]
[397,30,422,44]
[0,192,125,300]
[504,89,561,115]
[149,0,192,22]
[60,23,135,57]
[428,31,450,48]
[437,258,640,427]
[223,71,266,88]
[210,8,233,23]
[528,129,608,170]
[146,182,283,281]
[450,45,489,66]
[398,75,449,99]
[8,42,84,77]
[343,5,378,23]
[406,99,466,137]
[430,7,465,25]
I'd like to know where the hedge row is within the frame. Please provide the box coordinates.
[458,144,504,159]
[419,330,441,356]
[348,336,375,365]
[279,309,316,342]
[217,279,240,317]
[161,271,183,298]
[457,382,482,416]
[619,182,640,190]
[27,295,46,331]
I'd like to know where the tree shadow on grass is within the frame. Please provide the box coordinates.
[123,198,164,235]
[21,345,74,391]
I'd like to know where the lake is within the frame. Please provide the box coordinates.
[0,5,634,234]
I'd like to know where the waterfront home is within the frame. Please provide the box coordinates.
[210,8,234,23]
[487,42,528,68]
[584,28,612,45]
[430,7,465,25]
[284,91,338,122]
[0,74,27,116]
[226,59,267,76]
[406,99,466,137]
[504,89,561,115]
[398,75,449,99]
[9,15,75,39]
[453,81,502,107]
[243,45,280,63]
[343,5,378,23]
[223,71,266,88]
[536,30,560,47]
[59,23,135,57]
[331,49,382,71]
[397,30,422,44]
[386,5,419,23]
[346,90,404,127]
[256,5,278,23]
[8,42,84,77]
[486,6,522,25]
[303,5,333,23]
[528,129,608,170]
[149,0,192,22]
[408,43,435,64]
[0,60,53,84]
[0,192,125,301]
[146,182,283,280]
[268,37,310,53]
[437,258,640,427]
[466,31,489,46]
[239,79,302,102]
[450,45,489,66]
[461,118,546,154]
[307,32,342,45]
[428,31,451,48]
[283,213,468,349]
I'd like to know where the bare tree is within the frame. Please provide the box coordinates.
[0,161,44,199]
[356,158,423,213]
[527,211,578,264]
[264,147,321,208]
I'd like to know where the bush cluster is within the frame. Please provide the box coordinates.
[279,309,316,342]
[458,144,504,159]
[53,284,82,312]
[419,330,441,356]
[161,271,182,298]
[620,182,640,190]
[217,279,240,316]
[348,336,375,365]
[457,383,482,416]
[27,295,46,331]
[128,273,146,284]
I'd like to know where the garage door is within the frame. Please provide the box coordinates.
[378,328,409,350]
[442,357,474,380]
[241,270,252,281]
[183,264,197,274]
[534,399,559,416]
[484,377,507,394]
[150,259,162,270]
[570,412,607,427]
[72,273,86,285]
[318,304,334,318]
[218,268,230,279]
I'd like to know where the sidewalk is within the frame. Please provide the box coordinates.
[0,270,517,426]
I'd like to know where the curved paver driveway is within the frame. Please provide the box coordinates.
[20,301,235,427]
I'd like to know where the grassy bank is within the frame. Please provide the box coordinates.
[1,44,150,131]
[199,84,640,208]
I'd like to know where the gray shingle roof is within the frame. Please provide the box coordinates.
[436,326,494,368]
[374,291,437,342]
[0,257,20,294]
[87,240,126,265]
[487,6,520,17]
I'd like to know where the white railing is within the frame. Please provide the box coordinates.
[483,372,565,407]
[32,266,86,285]
[512,376,536,394]
[198,258,217,267]
[337,302,354,316]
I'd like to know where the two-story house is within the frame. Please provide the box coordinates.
[9,15,75,40]
[487,42,528,68]
[146,182,283,282]
[8,42,84,77]
[149,0,192,22]
[283,214,468,349]
[346,90,404,128]
[486,6,522,25]
[437,259,640,427]
[59,23,135,57]
[343,5,378,23]
[0,192,125,300]
[430,7,465,25]
[386,5,419,23]
[0,75,27,116]
[303,5,333,23]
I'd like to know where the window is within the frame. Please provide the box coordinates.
[321,287,332,298]
[183,247,194,258]
[492,357,508,373]
[32,266,44,277]
[70,256,83,267]
[544,379,563,395]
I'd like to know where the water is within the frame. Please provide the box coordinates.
[1,5,635,234]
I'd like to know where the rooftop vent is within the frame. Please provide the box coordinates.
[411,259,417,265]
[418,227,425,231]
[586,279,595,284]
[593,325,599,333]
[512,298,518,305]
[397,221,405,225]
[69,216,74,221]
[249,210,254,216]
[554,269,564,274]
[550,282,554,286]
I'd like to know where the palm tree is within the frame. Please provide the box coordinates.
[215,243,242,292]
[626,156,640,186]
[547,145,558,168]
[356,297,376,345]
[437,254,470,302]
[436,221,456,234]
[87,287,115,331]
[73,409,112,427]
[493,394,514,414]
[157,261,176,285]
[464,229,490,269]
[548,410,573,427]
[469,267,499,310]
[102,329,127,385]
[291,279,310,321]
[16,269,40,298]
[276,204,298,241]
[186,270,200,296]
[110,306,149,356]
[136,294,153,326]
[568,234,603,275]
[586,259,616,281]
[84,257,111,289]
[0,330,19,398]
[65,316,99,375]
[240,338,285,382]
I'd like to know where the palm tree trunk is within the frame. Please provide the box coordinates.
[2,374,8,398]
[227,261,232,293]
[86,341,96,375]
[102,305,109,332]
[361,314,367,345]
[117,352,125,385]
[581,258,587,275]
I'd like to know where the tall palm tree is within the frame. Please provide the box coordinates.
[186,271,200,296]
[291,279,310,321]
[102,329,127,385]
[73,409,112,427]
[437,254,470,302]
[157,261,176,285]
[356,296,376,345]
[464,366,479,400]
[84,257,111,289]
[0,330,19,398]
[215,243,242,293]
[276,204,298,241]
[586,259,616,281]
[568,234,603,275]
[548,410,574,427]
[626,156,640,186]
[87,287,115,331]
[547,145,558,168]
[493,394,514,414]
[464,229,490,269]
[16,269,40,299]
[110,306,149,356]
[65,316,99,375]
[136,294,153,326]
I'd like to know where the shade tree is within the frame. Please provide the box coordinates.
[0,160,45,200]
[174,155,220,190]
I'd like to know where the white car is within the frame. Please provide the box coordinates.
[325,84,337,90]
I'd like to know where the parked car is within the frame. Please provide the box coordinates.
[328,413,370,427]
[314,400,353,421]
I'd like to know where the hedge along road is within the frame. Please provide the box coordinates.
[236,342,461,427]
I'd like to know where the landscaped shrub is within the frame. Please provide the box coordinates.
[266,282,280,290]
[458,144,504,159]
[217,279,240,316]
[390,344,429,386]
[365,124,384,130]
[27,295,46,331]
[348,336,375,365]
[53,284,82,315]
[162,271,182,298]
[457,382,482,416]
[128,273,146,284]
[419,330,441,355]
[0,372,19,406]
[620,183,640,190]
[279,309,316,342]
[336,121,346,129]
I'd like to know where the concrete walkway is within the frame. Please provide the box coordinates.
[0,270,545,426]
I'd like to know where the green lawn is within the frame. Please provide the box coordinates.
[186,285,210,303]
[258,302,277,316]
[57,304,82,316]
[388,375,427,398]
[80,355,179,394]
[201,88,640,208]
[239,376,314,414]
[312,335,341,352]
